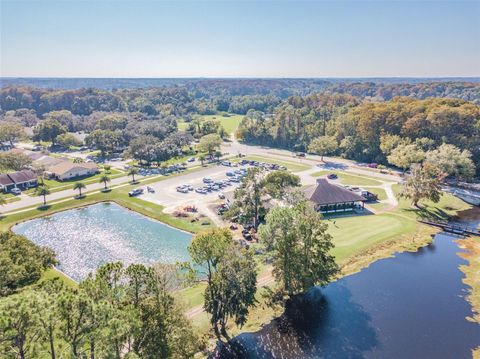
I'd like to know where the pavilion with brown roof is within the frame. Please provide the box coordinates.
[304,178,367,214]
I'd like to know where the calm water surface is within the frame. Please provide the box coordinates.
[12,202,192,281]
[217,209,480,358]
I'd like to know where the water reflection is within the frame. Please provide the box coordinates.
[215,285,378,359]
[214,211,480,358]
[12,203,192,281]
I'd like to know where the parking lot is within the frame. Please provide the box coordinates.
[135,164,238,209]
[134,159,285,214]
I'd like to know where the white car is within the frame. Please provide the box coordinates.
[10,188,21,195]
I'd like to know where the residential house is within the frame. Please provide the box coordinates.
[46,161,99,181]
[0,170,38,193]
[0,174,15,192]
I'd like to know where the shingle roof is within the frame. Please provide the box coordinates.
[37,156,68,168]
[48,161,98,176]
[304,179,366,205]
[0,174,14,186]
[8,170,37,183]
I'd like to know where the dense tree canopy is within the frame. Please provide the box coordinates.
[0,261,199,359]
[258,201,338,305]
[0,232,56,296]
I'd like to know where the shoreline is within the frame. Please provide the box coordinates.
[209,202,474,345]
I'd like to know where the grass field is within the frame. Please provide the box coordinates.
[240,155,311,172]
[39,268,77,288]
[327,213,417,262]
[3,193,21,203]
[177,113,244,135]
[367,187,388,200]
[201,114,244,135]
[311,170,384,186]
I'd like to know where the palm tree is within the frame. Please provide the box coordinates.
[103,164,112,174]
[35,185,50,206]
[127,167,139,183]
[99,175,111,191]
[73,182,86,198]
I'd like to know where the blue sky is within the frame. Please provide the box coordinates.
[1,0,479,77]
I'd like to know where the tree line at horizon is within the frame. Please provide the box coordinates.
[1,82,479,179]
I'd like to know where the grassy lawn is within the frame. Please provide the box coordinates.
[239,155,311,172]
[327,213,417,262]
[367,187,388,200]
[3,193,21,203]
[329,184,471,266]
[392,184,469,221]
[39,268,77,288]
[311,170,384,186]
[177,113,244,135]
[200,114,244,135]
[175,283,207,309]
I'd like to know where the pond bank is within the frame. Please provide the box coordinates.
[214,213,480,358]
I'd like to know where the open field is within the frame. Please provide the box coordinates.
[201,114,244,134]
[238,155,311,172]
[311,170,385,186]
[177,113,244,135]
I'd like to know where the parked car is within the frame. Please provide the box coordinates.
[203,177,213,183]
[327,173,338,179]
[367,163,378,168]
[296,152,306,157]
[226,171,235,177]
[188,157,195,162]
[11,188,21,195]
[147,186,155,193]
[195,188,207,194]
[176,185,189,193]
[128,188,143,197]
[218,192,225,199]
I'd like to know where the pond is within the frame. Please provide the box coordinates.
[12,202,192,282]
[216,209,480,358]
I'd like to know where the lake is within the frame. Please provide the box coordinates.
[12,202,192,282]
[216,209,480,358]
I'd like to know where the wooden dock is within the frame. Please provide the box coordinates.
[419,218,480,237]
